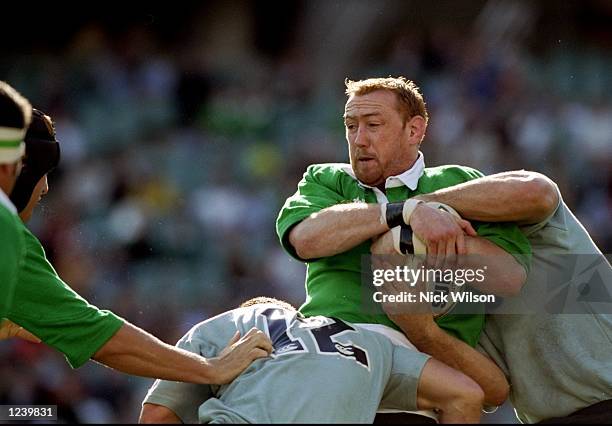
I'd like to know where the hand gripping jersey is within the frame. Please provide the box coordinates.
[143,303,431,423]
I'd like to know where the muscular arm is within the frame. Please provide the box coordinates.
[93,323,272,385]
[289,203,388,259]
[416,171,559,225]
[461,236,526,297]
[371,231,527,296]
[390,315,509,407]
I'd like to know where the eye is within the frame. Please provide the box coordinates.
[368,122,380,128]
[345,123,356,131]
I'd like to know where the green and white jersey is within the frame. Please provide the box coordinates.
[276,160,531,347]
[479,189,612,423]
[0,190,23,318]
[143,304,431,424]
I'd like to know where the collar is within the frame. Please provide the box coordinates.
[341,151,425,191]
[0,189,17,215]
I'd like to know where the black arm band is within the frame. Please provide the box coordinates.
[399,225,414,255]
[385,202,405,228]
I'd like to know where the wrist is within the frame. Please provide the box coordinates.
[381,199,424,229]
[407,201,426,227]
[391,314,437,338]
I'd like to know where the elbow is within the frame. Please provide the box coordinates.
[501,265,527,298]
[289,224,317,260]
[485,380,510,408]
[517,172,559,222]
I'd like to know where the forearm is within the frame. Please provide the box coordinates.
[290,203,387,259]
[139,404,182,424]
[393,317,509,407]
[461,236,527,297]
[93,323,215,384]
[417,171,559,224]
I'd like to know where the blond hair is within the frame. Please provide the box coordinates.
[345,76,428,123]
[239,296,296,312]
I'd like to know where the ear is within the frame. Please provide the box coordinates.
[406,115,427,145]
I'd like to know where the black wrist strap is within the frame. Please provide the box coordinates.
[399,225,414,255]
[386,202,405,228]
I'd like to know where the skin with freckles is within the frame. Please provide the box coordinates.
[18,175,48,223]
[343,90,426,190]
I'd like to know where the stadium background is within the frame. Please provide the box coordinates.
[1,0,611,423]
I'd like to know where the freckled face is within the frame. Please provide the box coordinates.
[344,90,417,187]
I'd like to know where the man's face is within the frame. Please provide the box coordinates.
[344,90,418,187]
[19,175,48,223]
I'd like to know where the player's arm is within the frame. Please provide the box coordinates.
[371,228,527,297]
[415,171,559,225]
[139,404,181,424]
[381,347,484,423]
[389,314,509,408]
[0,319,40,342]
[9,235,273,381]
[289,202,388,259]
[94,324,272,384]
[278,165,474,260]
[139,323,237,423]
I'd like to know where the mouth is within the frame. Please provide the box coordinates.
[357,157,376,164]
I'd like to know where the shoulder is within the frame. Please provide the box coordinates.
[423,164,484,182]
[303,163,353,179]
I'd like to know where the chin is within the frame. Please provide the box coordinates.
[355,174,380,187]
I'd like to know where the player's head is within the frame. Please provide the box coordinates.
[240,297,296,312]
[10,109,60,222]
[343,77,428,187]
[0,81,31,196]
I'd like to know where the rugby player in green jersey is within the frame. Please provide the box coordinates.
[0,87,272,386]
[277,77,531,420]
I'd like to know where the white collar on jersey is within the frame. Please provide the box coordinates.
[341,151,425,191]
[340,152,426,203]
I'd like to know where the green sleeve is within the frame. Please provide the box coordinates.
[0,210,23,317]
[474,221,532,274]
[276,165,347,260]
[8,230,124,368]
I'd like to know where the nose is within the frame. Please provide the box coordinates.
[42,176,49,195]
[353,125,369,148]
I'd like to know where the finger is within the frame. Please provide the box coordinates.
[250,348,270,360]
[435,241,446,269]
[244,327,262,338]
[426,242,437,268]
[444,238,457,269]
[459,219,477,236]
[254,335,274,354]
[227,330,241,346]
[456,232,467,257]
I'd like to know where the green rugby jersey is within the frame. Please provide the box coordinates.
[0,192,24,318]
[277,163,531,347]
[6,221,123,368]
[143,304,431,423]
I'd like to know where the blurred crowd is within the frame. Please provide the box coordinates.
[1,2,611,423]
